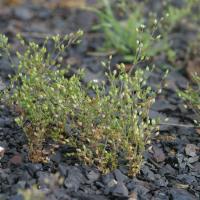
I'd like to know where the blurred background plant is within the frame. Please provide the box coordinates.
[84,0,200,72]
[18,172,64,200]
[176,39,200,126]
[177,71,200,126]
[84,0,168,62]
[2,0,200,74]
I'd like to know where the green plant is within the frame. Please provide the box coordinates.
[177,72,200,126]
[0,30,83,162]
[0,26,168,175]
[75,59,169,175]
[84,0,169,62]
[161,0,200,70]
[85,0,200,68]
[161,0,196,36]
[18,172,64,200]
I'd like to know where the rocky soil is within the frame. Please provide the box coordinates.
[0,0,200,200]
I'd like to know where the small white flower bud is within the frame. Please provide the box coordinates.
[93,79,98,83]
[157,89,162,94]
[101,62,106,66]
[156,35,161,39]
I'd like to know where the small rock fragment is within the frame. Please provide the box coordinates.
[185,144,199,157]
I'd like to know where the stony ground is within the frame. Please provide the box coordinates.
[0,0,200,200]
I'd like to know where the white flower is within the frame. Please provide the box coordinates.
[141,24,146,28]
[93,79,98,83]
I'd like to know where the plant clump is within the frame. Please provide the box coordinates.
[0,30,83,162]
[178,71,200,127]
[0,25,168,175]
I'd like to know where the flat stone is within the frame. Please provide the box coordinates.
[36,171,51,187]
[51,151,63,163]
[140,165,155,181]
[155,177,168,187]
[185,144,199,157]
[152,145,166,162]
[192,162,200,170]
[118,164,130,175]
[64,167,87,192]
[129,188,137,200]
[84,187,96,195]
[177,174,197,184]
[154,174,161,180]
[0,169,8,181]
[20,170,33,182]
[141,150,153,160]
[95,181,105,188]
[133,177,155,190]
[150,98,177,111]
[101,173,114,185]
[112,182,129,197]
[169,188,199,200]
[108,179,118,187]
[113,169,129,182]
[58,163,69,177]
[187,156,199,164]
[9,152,25,164]
[149,109,179,124]
[103,185,115,195]
[158,164,176,176]
[6,173,21,185]
[87,171,99,181]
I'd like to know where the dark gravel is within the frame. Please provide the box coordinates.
[0,1,200,200]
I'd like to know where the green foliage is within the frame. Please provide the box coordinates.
[161,0,200,69]
[177,72,200,126]
[75,59,168,175]
[0,30,84,162]
[0,27,168,175]
[162,0,196,33]
[84,0,168,62]
[84,0,200,66]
